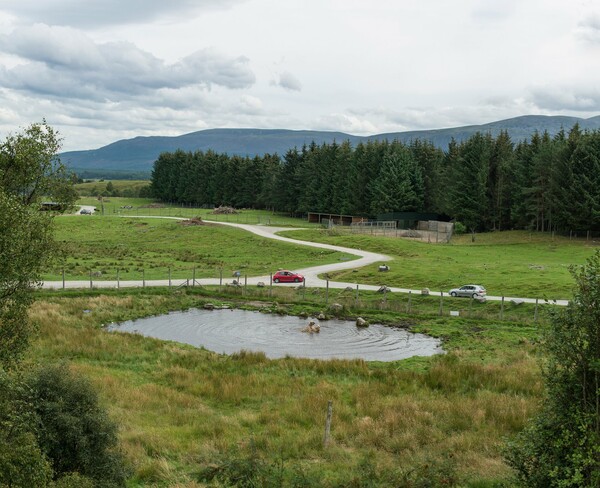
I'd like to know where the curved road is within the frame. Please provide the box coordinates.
[41,216,569,306]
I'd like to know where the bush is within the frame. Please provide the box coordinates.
[27,364,128,487]
[453,221,467,234]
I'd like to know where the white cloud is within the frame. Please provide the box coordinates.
[0,25,255,102]
[530,85,600,112]
[0,0,248,27]
[272,71,302,92]
[577,13,600,44]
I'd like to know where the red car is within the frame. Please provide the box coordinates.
[273,270,304,283]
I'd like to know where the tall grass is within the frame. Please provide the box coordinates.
[27,290,544,486]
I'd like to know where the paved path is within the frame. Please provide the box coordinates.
[41,216,570,306]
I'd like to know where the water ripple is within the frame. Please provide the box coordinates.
[108,309,444,362]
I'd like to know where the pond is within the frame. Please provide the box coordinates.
[108,308,444,362]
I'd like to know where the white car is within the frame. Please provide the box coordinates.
[448,284,486,298]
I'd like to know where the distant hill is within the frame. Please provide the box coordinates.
[61,115,600,175]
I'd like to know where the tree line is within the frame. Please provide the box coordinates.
[150,124,600,232]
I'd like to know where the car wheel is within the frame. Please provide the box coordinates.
[294,278,300,283]
[472,293,478,298]
[450,292,457,297]
[274,278,280,283]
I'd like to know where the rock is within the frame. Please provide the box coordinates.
[298,311,309,318]
[356,317,369,327]
[344,286,353,292]
[378,264,389,272]
[257,281,266,288]
[377,286,391,293]
[421,288,430,296]
[203,303,215,310]
[510,298,524,305]
[329,303,343,312]
[317,313,327,320]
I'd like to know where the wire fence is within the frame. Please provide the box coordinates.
[43,269,558,324]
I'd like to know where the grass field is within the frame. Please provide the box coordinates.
[29,288,544,486]
[280,228,598,299]
[32,202,594,486]
[48,216,355,281]
[75,180,150,196]
[74,197,316,227]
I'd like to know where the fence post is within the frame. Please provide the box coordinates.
[500,295,505,320]
[326,280,329,305]
[383,286,387,308]
[89,270,93,289]
[62,268,65,290]
[220,268,223,291]
[269,273,272,298]
[323,400,333,447]
[303,277,306,301]
[407,290,412,313]
[355,284,359,307]
[469,296,473,317]
[143,269,145,288]
[534,298,539,322]
[168,267,171,288]
[244,274,247,296]
[117,269,120,289]
[439,291,444,316]
[192,267,196,287]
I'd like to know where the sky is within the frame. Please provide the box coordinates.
[0,0,599,151]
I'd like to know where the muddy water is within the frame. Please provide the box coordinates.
[108,309,444,362]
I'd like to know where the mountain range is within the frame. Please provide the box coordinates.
[60,114,600,176]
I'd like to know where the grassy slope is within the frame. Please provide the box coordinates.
[29,290,543,486]
[280,228,598,299]
[35,212,594,485]
[48,216,355,281]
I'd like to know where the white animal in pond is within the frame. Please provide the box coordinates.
[301,321,320,333]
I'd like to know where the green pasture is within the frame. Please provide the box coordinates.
[280,228,598,299]
[29,288,545,486]
[47,216,355,281]
[75,180,150,196]
[75,196,316,227]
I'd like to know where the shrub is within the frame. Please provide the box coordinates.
[27,364,128,487]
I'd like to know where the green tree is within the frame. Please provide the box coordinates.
[506,250,600,486]
[370,143,422,215]
[0,123,76,367]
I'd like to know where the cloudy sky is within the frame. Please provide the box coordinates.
[0,0,599,151]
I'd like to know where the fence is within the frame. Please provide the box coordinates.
[44,268,557,324]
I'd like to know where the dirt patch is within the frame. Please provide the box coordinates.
[211,206,239,214]
[179,217,206,226]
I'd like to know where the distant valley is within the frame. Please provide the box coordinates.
[61,114,600,176]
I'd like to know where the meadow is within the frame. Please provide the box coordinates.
[280,228,598,299]
[35,195,594,486]
[30,288,543,487]
[48,215,354,281]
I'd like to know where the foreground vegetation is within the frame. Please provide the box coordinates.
[30,286,545,486]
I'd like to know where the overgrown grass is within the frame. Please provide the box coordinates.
[47,216,355,281]
[281,228,598,299]
[27,288,546,486]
